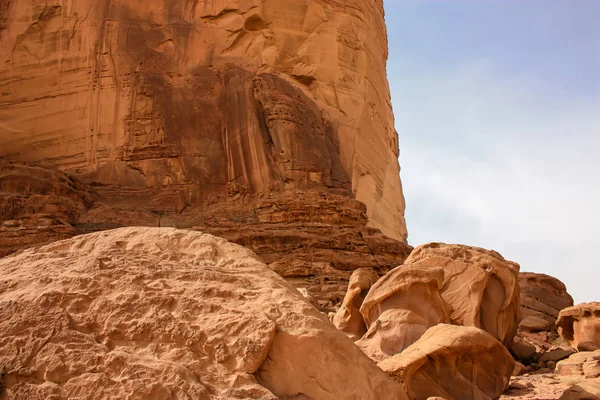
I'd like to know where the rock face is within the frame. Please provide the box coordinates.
[356,263,450,361]
[0,0,411,303]
[0,162,97,257]
[404,243,521,347]
[379,324,514,400]
[0,227,409,400]
[557,303,600,351]
[519,272,574,332]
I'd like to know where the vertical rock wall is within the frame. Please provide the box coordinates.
[0,0,410,305]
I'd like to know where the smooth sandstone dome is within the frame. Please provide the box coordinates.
[404,243,521,347]
[0,227,409,400]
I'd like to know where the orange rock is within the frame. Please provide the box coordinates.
[0,227,409,400]
[519,272,573,332]
[332,268,380,340]
[0,0,412,305]
[404,243,521,347]
[356,263,450,361]
[379,324,514,400]
[557,303,600,351]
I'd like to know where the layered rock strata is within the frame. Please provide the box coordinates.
[519,272,574,333]
[379,324,514,400]
[0,227,409,400]
[0,0,411,303]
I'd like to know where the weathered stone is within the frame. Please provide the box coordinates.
[0,227,409,400]
[557,303,600,350]
[356,263,450,361]
[379,324,514,400]
[519,272,573,332]
[404,243,521,347]
[510,332,538,362]
[558,378,600,400]
[557,351,600,379]
[0,0,412,306]
[332,268,379,340]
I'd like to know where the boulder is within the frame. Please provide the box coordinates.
[557,303,600,350]
[559,378,600,400]
[332,268,379,340]
[510,332,538,362]
[0,227,409,400]
[557,351,600,378]
[404,243,521,347]
[379,324,514,400]
[356,264,450,361]
[518,272,573,332]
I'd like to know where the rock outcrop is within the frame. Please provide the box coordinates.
[0,0,411,304]
[356,263,450,361]
[0,227,409,400]
[379,324,514,400]
[557,303,600,351]
[332,267,379,340]
[403,243,521,347]
[557,350,600,379]
[0,162,97,257]
[519,272,574,332]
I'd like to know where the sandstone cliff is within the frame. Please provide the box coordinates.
[0,0,411,303]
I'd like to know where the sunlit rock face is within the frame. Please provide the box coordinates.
[0,0,410,301]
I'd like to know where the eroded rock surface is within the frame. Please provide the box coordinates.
[557,350,600,379]
[379,324,514,400]
[557,303,600,351]
[0,227,408,400]
[356,263,450,361]
[404,243,521,347]
[0,0,411,304]
[332,268,379,340]
[519,272,574,332]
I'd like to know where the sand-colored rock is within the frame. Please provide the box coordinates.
[519,272,573,332]
[379,324,514,400]
[557,351,600,379]
[0,227,409,400]
[559,378,600,400]
[404,243,521,347]
[356,263,450,361]
[332,268,379,340]
[0,0,411,304]
[557,303,600,351]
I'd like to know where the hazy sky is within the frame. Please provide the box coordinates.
[384,0,599,303]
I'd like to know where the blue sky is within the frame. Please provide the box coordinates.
[384,0,599,303]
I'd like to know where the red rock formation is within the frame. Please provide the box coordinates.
[557,303,600,351]
[0,0,412,302]
[403,243,521,347]
[379,324,515,400]
[519,272,574,332]
[0,227,410,400]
